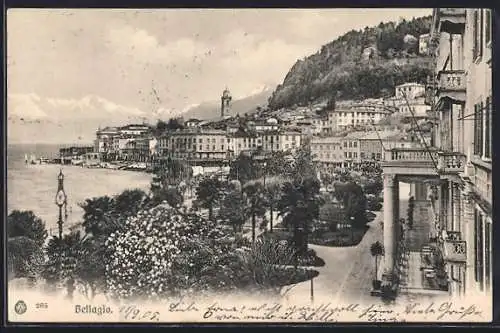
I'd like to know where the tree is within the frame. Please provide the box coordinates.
[370,241,385,282]
[229,152,260,184]
[79,196,116,236]
[237,237,301,295]
[195,177,224,221]
[266,151,293,177]
[165,187,184,208]
[167,117,185,130]
[334,182,368,229]
[7,210,48,247]
[289,144,318,183]
[153,119,169,136]
[264,182,282,233]
[219,188,247,232]
[278,177,321,257]
[318,202,345,232]
[364,178,383,196]
[154,157,192,188]
[42,232,91,300]
[7,236,44,283]
[243,182,267,243]
[114,189,148,219]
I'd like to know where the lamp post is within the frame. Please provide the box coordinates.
[54,169,67,240]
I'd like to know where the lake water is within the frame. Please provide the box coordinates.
[7,144,152,233]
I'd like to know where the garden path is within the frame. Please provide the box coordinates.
[284,195,410,306]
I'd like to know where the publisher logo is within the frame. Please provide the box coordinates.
[14,300,27,315]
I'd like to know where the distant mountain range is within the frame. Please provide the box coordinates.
[7,86,274,144]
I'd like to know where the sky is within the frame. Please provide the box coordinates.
[7,8,432,122]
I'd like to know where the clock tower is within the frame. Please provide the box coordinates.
[55,169,68,240]
[221,87,232,118]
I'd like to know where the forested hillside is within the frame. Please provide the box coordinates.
[268,16,434,110]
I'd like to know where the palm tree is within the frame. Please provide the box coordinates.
[243,182,267,243]
[278,177,321,257]
[264,182,282,233]
[43,232,88,300]
[195,177,224,221]
[370,241,385,288]
[219,188,247,233]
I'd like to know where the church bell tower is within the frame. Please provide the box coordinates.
[221,87,232,118]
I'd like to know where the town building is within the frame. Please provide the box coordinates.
[94,126,120,161]
[59,146,94,164]
[228,130,261,157]
[310,136,344,167]
[185,118,202,128]
[248,118,280,132]
[158,128,229,165]
[118,123,151,137]
[335,108,391,129]
[311,109,338,134]
[121,137,151,162]
[380,8,492,301]
[395,82,426,100]
[419,33,431,55]
[340,131,362,165]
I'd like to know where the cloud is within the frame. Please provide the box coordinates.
[8,94,48,119]
[7,8,433,135]
[9,93,146,121]
[106,25,209,65]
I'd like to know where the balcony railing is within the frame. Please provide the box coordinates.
[437,151,466,174]
[437,8,466,34]
[437,70,466,104]
[442,240,467,263]
[384,147,439,163]
[438,70,466,91]
[446,231,461,241]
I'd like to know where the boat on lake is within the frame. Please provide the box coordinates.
[39,157,51,164]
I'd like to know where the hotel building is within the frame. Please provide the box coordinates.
[380,8,492,301]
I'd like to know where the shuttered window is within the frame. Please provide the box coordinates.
[473,10,479,59]
[485,9,492,45]
[480,101,484,157]
[474,209,484,291]
[473,9,484,60]
[473,104,480,155]
[485,97,491,158]
[485,222,491,290]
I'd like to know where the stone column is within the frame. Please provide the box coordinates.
[415,182,427,201]
[383,174,398,281]
[461,186,475,296]
[409,183,416,199]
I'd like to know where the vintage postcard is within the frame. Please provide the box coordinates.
[6,8,493,324]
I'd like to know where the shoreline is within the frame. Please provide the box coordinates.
[8,162,153,231]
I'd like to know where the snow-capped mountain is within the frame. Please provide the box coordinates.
[7,84,275,144]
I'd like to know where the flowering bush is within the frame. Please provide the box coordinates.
[106,203,318,300]
[105,204,233,300]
